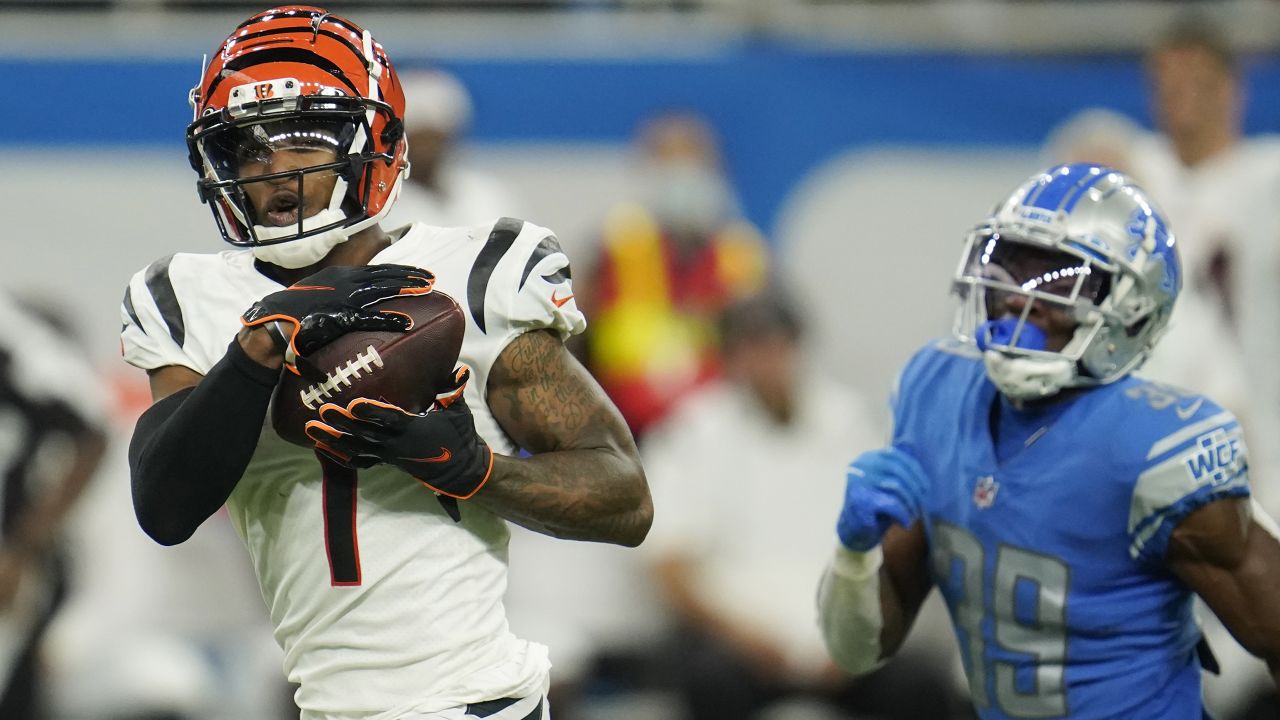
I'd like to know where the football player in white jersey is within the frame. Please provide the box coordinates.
[120,6,651,719]
[0,295,107,718]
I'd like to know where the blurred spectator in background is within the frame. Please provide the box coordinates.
[48,453,291,720]
[1039,107,1146,179]
[578,111,769,440]
[0,293,107,718]
[641,288,967,720]
[1131,19,1280,720]
[1134,17,1280,331]
[386,68,524,228]
[1134,17,1280,520]
[1038,102,1252,462]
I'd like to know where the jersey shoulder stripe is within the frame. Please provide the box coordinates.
[143,253,185,348]
[122,250,270,374]
[467,217,525,333]
[122,284,143,331]
[518,234,569,290]
[1144,410,1237,461]
[1123,389,1250,563]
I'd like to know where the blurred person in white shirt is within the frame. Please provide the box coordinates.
[1129,19,1280,509]
[1040,104,1255,469]
[386,68,524,228]
[1125,19,1280,719]
[642,288,967,720]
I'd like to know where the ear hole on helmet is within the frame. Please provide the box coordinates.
[380,117,404,149]
[1125,316,1149,338]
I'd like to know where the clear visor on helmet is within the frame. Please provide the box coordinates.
[201,117,357,182]
[953,230,1113,355]
[194,116,364,245]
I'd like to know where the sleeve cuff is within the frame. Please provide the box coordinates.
[225,339,283,388]
[831,544,884,581]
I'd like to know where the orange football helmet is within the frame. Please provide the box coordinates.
[186,6,407,266]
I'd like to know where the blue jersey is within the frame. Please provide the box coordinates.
[894,340,1250,720]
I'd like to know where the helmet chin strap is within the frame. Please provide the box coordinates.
[976,316,1078,400]
[250,208,352,269]
[982,351,1075,400]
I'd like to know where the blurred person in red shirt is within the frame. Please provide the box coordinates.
[580,112,769,439]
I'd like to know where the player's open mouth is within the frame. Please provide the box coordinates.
[263,193,301,226]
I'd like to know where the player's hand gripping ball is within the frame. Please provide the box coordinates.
[838,446,929,551]
[268,272,466,452]
[242,264,438,371]
[304,367,494,500]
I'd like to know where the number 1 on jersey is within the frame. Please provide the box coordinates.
[318,453,362,586]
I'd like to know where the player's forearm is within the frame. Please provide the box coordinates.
[128,340,279,545]
[476,448,652,546]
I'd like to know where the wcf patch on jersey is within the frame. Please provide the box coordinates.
[1185,429,1245,487]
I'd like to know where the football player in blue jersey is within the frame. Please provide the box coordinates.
[818,163,1280,719]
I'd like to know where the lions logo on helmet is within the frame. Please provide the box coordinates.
[185,6,408,268]
[952,163,1181,400]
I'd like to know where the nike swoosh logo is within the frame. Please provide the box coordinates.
[551,290,574,308]
[402,448,452,463]
[1176,397,1204,421]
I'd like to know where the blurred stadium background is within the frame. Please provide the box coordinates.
[2,1,1279,718]
[7,0,1280,417]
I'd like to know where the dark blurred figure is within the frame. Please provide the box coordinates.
[641,288,969,720]
[0,294,107,718]
[579,111,770,440]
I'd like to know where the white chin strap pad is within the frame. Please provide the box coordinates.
[250,208,352,269]
[983,350,1075,400]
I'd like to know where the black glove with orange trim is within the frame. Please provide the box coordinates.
[241,264,435,371]
[303,367,494,500]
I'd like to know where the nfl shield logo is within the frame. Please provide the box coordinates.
[973,476,999,509]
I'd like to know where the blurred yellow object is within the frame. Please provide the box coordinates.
[587,203,770,435]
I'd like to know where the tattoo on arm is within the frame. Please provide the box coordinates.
[478,330,652,546]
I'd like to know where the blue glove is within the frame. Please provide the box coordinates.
[837,447,928,551]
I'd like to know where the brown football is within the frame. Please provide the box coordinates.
[271,290,466,448]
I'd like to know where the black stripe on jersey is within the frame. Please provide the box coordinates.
[144,255,186,349]
[122,286,143,331]
[467,217,525,334]
[464,697,542,719]
[518,235,571,290]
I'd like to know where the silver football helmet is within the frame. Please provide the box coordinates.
[953,163,1181,400]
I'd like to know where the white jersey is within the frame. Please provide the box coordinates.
[120,218,585,719]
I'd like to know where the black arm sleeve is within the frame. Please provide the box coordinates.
[128,340,280,546]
